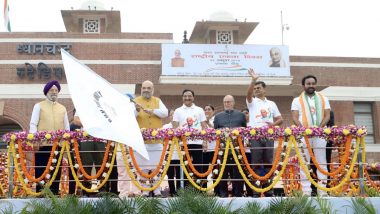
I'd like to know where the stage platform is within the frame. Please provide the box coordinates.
[1,197,380,213]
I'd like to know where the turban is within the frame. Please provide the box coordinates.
[43,80,61,95]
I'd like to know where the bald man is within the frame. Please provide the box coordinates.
[117,80,168,197]
[213,95,247,197]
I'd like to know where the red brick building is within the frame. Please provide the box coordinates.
[0,9,379,161]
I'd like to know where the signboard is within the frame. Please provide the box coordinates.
[162,44,290,77]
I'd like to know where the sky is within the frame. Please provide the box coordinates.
[2,0,380,58]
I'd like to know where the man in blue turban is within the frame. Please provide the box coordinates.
[30,80,70,194]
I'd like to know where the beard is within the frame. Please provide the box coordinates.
[142,92,152,99]
[306,87,315,95]
[48,95,57,102]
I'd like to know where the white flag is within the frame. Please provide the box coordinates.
[61,49,149,159]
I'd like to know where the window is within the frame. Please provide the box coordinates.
[216,30,233,44]
[83,19,100,34]
[354,102,375,144]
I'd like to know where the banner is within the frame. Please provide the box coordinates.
[61,49,148,159]
[162,44,290,77]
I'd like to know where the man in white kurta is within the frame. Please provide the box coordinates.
[291,75,330,196]
[172,89,207,187]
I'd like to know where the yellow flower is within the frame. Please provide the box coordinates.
[185,132,191,137]
[250,129,256,136]
[63,133,71,139]
[357,129,364,135]
[305,128,313,135]
[215,130,221,136]
[324,128,331,135]
[83,131,88,137]
[342,129,350,136]
[371,163,377,169]
[267,128,274,135]
[201,130,206,135]
[232,129,240,136]
[168,130,173,135]
[284,128,292,135]
[10,135,16,141]
[27,134,34,140]
[151,130,158,137]
[45,133,51,140]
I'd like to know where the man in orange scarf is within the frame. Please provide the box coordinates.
[291,75,330,196]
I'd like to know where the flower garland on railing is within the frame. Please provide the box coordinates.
[231,135,293,193]
[181,136,221,178]
[178,137,230,191]
[17,138,59,183]
[0,151,8,196]
[1,125,368,196]
[120,141,173,191]
[282,156,301,196]
[128,137,170,179]
[71,138,113,180]
[236,134,285,181]
[294,136,362,192]
[65,140,117,193]
[9,140,64,196]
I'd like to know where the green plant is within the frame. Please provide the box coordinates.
[268,193,318,214]
[238,201,269,214]
[0,201,15,214]
[314,196,336,214]
[165,187,235,214]
[349,197,376,214]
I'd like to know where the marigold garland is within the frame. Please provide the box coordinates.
[10,141,64,196]
[1,127,370,197]
[362,139,380,190]
[121,140,173,191]
[304,135,352,176]
[178,137,229,191]
[282,157,301,196]
[294,136,360,192]
[181,136,221,178]
[128,138,170,179]
[72,138,111,180]
[237,136,284,181]
[231,136,292,193]
[17,139,59,183]
[65,140,117,193]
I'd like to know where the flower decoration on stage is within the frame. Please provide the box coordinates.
[284,127,292,136]
[2,126,368,151]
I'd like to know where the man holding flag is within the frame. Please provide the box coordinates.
[61,49,149,196]
[117,80,168,197]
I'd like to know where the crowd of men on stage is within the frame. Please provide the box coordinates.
[29,68,331,197]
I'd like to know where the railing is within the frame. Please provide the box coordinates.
[0,125,378,198]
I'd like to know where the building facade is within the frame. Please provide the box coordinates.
[0,9,379,162]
